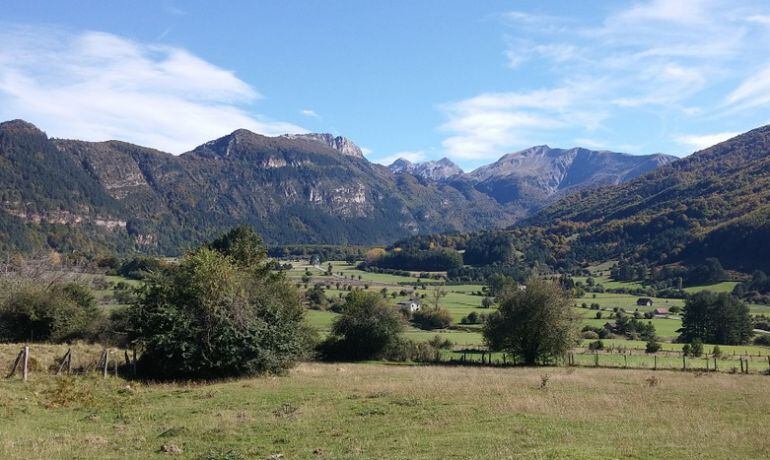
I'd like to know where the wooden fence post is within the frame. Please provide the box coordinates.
[102,349,109,378]
[22,346,29,382]
[594,352,599,367]
[682,354,686,371]
[713,356,717,372]
[6,348,24,379]
[132,348,137,377]
[56,349,72,376]
[653,355,657,371]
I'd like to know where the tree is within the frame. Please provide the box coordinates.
[679,292,752,345]
[128,245,312,380]
[486,273,517,300]
[686,258,727,285]
[208,225,267,269]
[321,291,403,360]
[429,285,447,310]
[483,278,578,365]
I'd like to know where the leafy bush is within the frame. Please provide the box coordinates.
[483,278,579,365]
[117,256,168,280]
[588,340,604,351]
[582,331,599,340]
[645,339,661,354]
[318,291,403,361]
[129,242,313,380]
[412,307,453,330]
[0,282,103,343]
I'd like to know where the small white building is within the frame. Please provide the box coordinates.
[398,300,422,312]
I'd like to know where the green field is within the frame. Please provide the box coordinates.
[290,261,770,354]
[2,359,769,459]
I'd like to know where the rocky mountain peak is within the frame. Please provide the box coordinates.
[0,119,46,137]
[388,157,464,181]
[280,133,364,158]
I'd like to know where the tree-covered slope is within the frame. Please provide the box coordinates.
[527,125,770,271]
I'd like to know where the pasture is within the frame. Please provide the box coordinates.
[2,357,769,459]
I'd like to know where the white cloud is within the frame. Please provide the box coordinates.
[439,0,770,161]
[747,14,770,26]
[372,150,427,166]
[725,65,770,110]
[674,131,741,151]
[439,82,609,160]
[0,26,306,153]
[300,109,320,118]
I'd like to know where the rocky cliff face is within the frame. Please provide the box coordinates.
[0,119,677,255]
[389,157,464,181]
[0,121,511,254]
[468,145,676,217]
[279,133,365,158]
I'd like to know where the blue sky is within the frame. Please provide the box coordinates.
[2,1,770,170]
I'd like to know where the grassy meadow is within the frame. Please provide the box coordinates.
[2,358,769,459]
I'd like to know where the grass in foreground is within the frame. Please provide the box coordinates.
[1,362,769,459]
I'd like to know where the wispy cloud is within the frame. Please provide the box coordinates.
[675,131,741,150]
[299,109,320,118]
[372,150,427,166]
[440,0,770,161]
[0,25,305,153]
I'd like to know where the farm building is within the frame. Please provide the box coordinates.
[636,298,653,307]
[653,308,669,315]
[398,300,422,312]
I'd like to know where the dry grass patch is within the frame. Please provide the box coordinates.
[0,362,769,459]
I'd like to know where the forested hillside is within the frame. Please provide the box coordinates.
[526,125,770,272]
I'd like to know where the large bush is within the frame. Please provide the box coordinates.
[0,282,103,343]
[128,244,313,380]
[318,291,403,361]
[483,278,579,365]
[412,307,453,330]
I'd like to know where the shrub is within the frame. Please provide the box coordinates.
[754,335,770,346]
[582,331,599,340]
[690,339,704,357]
[645,339,662,354]
[0,282,103,343]
[588,340,604,351]
[412,307,453,330]
[318,291,403,361]
[129,243,313,380]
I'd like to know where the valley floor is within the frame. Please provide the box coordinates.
[1,362,768,459]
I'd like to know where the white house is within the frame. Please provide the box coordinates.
[397,300,422,312]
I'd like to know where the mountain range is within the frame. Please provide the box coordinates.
[526,124,770,272]
[0,119,674,255]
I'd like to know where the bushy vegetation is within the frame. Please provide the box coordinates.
[411,306,453,330]
[318,291,404,361]
[366,248,463,272]
[483,278,578,365]
[127,228,313,379]
[0,282,104,343]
